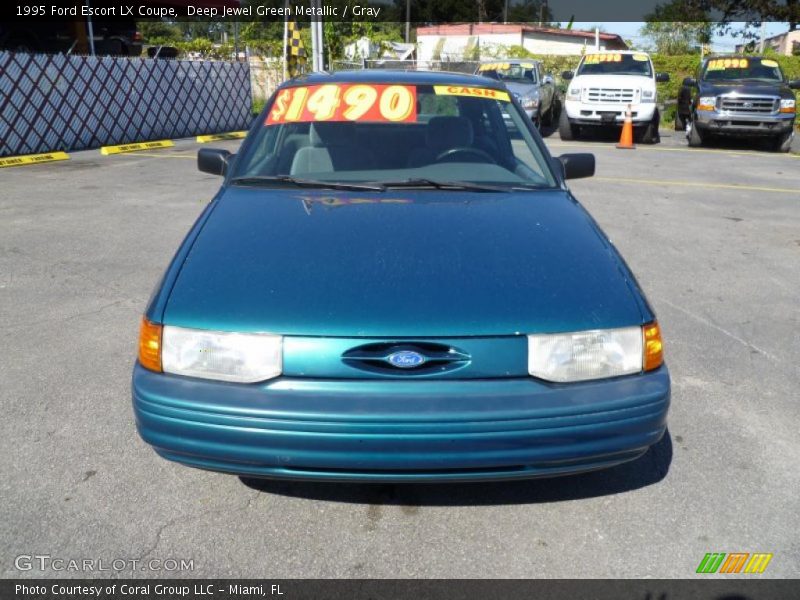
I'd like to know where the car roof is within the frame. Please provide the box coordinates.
[282,69,507,90]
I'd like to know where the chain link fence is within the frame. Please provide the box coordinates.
[0,50,253,157]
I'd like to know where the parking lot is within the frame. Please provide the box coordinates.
[1,130,799,578]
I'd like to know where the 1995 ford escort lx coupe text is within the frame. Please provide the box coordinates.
[132,71,669,482]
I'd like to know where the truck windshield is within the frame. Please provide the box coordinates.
[477,62,538,84]
[701,58,783,82]
[576,53,652,77]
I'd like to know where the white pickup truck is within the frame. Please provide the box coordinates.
[559,51,669,143]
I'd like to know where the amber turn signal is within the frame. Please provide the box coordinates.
[138,317,162,372]
[643,321,664,371]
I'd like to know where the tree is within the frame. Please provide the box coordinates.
[640,21,711,54]
[643,0,798,42]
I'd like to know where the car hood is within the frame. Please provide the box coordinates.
[504,81,539,97]
[163,187,646,337]
[698,81,791,97]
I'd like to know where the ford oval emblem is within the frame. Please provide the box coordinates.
[387,351,426,369]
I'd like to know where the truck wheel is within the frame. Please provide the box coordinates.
[687,121,704,147]
[558,109,577,141]
[640,111,660,144]
[772,130,793,153]
[674,112,686,132]
[541,104,552,127]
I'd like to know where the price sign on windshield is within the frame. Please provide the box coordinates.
[266,84,417,125]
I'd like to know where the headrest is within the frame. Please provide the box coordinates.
[425,116,474,152]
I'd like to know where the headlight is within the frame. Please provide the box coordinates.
[527,323,663,383]
[697,96,716,111]
[161,325,283,383]
[779,98,796,113]
[520,94,540,109]
[567,87,581,101]
[641,89,655,103]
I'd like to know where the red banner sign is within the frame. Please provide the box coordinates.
[265,84,417,125]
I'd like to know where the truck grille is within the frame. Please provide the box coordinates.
[719,95,778,114]
[585,88,636,104]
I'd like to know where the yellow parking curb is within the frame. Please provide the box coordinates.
[196,131,247,143]
[0,151,70,168]
[100,140,174,155]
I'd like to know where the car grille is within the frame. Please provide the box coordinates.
[719,95,778,114]
[585,88,636,104]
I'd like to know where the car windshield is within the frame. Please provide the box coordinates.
[701,57,784,82]
[576,53,652,77]
[477,62,538,84]
[231,82,557,190]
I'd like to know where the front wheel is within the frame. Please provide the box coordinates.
[558,109,577,141]
[640,110,661,144]
[772,130,794,153]
[687,120,704,147]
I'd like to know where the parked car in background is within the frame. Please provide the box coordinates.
[560,51,669,143]
[133,70,670,483]
[677,55,799,152]
[475,59,559,129]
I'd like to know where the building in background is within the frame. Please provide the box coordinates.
[416,23,628,61]
[736,29,800,56]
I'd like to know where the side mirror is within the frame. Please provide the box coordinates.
[788,80,800,90]
[198,148,232,176]
[682,77,697,87]
[542,74,554,85]
[655,72,670,83]
[554,153,595,180]
[561,70,573,80]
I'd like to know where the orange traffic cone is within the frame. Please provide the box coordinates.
[616,104,635,149]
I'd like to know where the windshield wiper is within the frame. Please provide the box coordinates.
[230,175,386,192]
[379,178,513,192]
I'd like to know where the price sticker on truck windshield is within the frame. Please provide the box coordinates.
[266,84,417,125]
[707,58,749,70]
[584,53,622,64]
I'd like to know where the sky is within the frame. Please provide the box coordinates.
[567,22,793,52]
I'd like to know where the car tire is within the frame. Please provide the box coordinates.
[640,111,660,144]
[687,120,704,147]
[558,109,577,141]
[773,130,793,153]
[674,111,686,132]
[541,101,555,127]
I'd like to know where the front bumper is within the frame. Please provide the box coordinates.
[564,101,655,126]
[132,363,670,482]
[694,110,795,136]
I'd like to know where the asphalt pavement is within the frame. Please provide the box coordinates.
[1,130,798,578]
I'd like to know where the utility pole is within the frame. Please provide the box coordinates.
[758,21,766,53]
[405,0,410,43]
